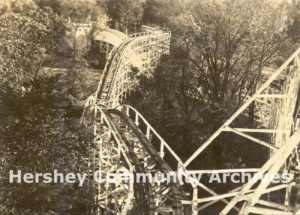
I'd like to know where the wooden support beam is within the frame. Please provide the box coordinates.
[196,191,246,203]
[254,94,286,98]
[197,187,243,212]
[222,128,290,134]
[247,206,292,215]
[220,128,300,215]
[196,182,240,212]
[257,199,292,211]
[192,187,198,215]
[197,200,217,212]
[225,127,278,150]
[186,168,258,174]
[195,184,291,204]
[248,130,300,207]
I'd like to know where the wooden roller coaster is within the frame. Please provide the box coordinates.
[82,27,300,215]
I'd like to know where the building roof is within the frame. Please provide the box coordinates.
[94,28,129,47]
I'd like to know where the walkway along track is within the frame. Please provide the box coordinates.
[83,28,300,214]
[96,39,133,106]
[83,29,191,214]
[103,108,153,214]
[105,108,189,214]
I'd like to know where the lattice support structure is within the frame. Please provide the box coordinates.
[87,103,135,214]
[82,26,300,215]
[95,29,171,108]
[182,48,300,215]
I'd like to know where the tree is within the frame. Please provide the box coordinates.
[106,0,143,33]
[34,0,109,106]
[142,0,183,25]
[0,0,64,96]
[174,0,285,108]
[278,0,300,64]
[35,0,108,23]
[0,1,95,213]
[128,0,286,169]
[0,90,94,214]
[286,0,300,44]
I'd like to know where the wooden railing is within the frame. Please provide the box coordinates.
[120,104,185,169]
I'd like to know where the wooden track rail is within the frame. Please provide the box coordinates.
[82,28,300,214]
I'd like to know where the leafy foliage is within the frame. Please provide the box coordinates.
[35,0,108,23]
[128,0,285,169]
[143,0,183,25]
[0,114,94,214]
[106,0,143,33]
[0,0,298,213]
[0,0,64,96]
[0,69,94,213]
[0,1,95,214]
[171,0,286,106]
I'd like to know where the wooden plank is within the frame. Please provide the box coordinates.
[197,187,243,212]
[247,206,292,215]
[186,168,258,174]
[195,182,240,212]
[257,199,292,211]
[195,183,292,204]
[196,192,244,203]
[222,128,290,134]
[254,94,286,98]
[225,127,278,150]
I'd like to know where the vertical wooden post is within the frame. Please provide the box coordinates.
[294,173,300,213]
[149,194,156,215]
[192,187,198,215]
[135,113,139,126]
[100,113,104,124]
[160,141,165,158]
[146,126,150,139]
[108,128,111,139]
[173,197,183,215]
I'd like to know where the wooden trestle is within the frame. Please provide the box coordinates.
[82,28,300,215]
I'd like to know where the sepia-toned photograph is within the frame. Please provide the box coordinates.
[1,0,300,214]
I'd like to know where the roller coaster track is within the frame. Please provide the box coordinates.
[82,28,300,215]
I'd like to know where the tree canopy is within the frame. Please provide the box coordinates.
[128,0,287,169]
[106,0,143,33]
[0,0,299,213]
[0,0,64,96]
